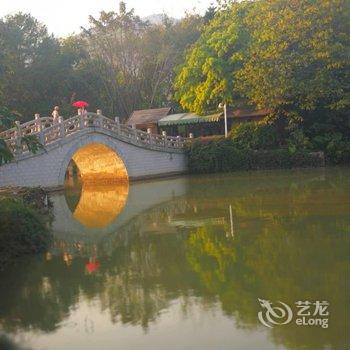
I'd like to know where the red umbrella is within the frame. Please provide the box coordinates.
[72,100,89,108]
[85,261,100,273]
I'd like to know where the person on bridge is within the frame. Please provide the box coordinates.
[77,108,87,116]
[52,106,60,123]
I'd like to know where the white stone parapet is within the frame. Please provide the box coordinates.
[0,112,189,155]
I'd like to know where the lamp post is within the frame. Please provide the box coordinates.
[219,102,228,138]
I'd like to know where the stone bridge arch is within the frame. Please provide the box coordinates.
[58,134,129,185]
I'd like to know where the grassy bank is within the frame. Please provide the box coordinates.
[0,188,52,268]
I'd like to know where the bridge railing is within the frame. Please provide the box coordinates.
[1,112,189,155]
[0,116,54,140]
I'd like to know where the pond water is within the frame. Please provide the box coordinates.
[1,167,350,350]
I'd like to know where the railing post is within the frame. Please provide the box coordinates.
[147,128,152,144]
[35,113,42,132]
[115,116,120,133]
[131,124,137,141]
[176,135,181,148]
[162,131,167,147]
[79,113,85,129]
[96,109,102,128]
[58,116,65,138]
[95,109,102,128]
[14,121,22,154]
[34,114,45,144]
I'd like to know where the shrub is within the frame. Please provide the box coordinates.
[0,198,52,266]
[187,139,324,174]
[311,132,350,164]
[230,121,279,150]
[230,122,257,149]
[286,129,311,154]
[187,140,221,173]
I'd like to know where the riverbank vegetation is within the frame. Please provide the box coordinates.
[0,188,52,268]
[187,116,347,174]
[187,138,325,174]
[0,0,349,165]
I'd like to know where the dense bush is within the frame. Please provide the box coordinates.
[311,132,350,164]
[0,198,52,266]
[187,139,324,174]
[230,121,350,165]
[230,122,279,150]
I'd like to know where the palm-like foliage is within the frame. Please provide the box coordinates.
[0,139,14,165]
[0,107,44,165]
[0,107,16,165]
[21,135,45,154]
[0,107,19,130]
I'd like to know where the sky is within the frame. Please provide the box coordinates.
[0,0,214,37]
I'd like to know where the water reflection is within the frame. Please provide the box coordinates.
[64,173,129,229]
[0,168,350,350]
[70,183,129,228]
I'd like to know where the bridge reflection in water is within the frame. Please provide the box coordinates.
[66,182,129,228]
[51,175,188,238]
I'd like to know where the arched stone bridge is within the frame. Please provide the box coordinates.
[0,112,188,188]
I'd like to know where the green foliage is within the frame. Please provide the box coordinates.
[286,129,311,154]
[21,135,44,154]
[187,139,324,174]
[175,1,253,114]
[0,198,52,266]
[176,0,350,116]
[230,121,279,150]
[79,4,203,117]
[0,128,44,166]
[237,0,350,113]
[312,132,350,164]
[0,138,14,165]
[175,0,350,165]
[0,107,19,130]
[0,13,80,119]
[0,6,203,120]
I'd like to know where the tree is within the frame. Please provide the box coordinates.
[0,13,80,119]
[80,2,203,119]
[80,2,148,118]
[174,1,253,114]
[236,0,350,118]
[0,5,203,122]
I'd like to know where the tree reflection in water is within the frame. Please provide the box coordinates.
[0,168,349,350]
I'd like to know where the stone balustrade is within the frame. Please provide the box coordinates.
[0,112,189,155]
